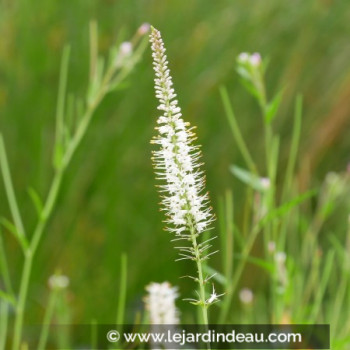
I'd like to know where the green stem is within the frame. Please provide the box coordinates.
[32,170,63,253]
[219,225,260,322]
[62,109,94,169]
[282,95,302,199]
[37,290,58,350]
[224,191,233,285]
[190,225,211,350]
[90,319,98,350]
[0,230,14,350]
[8,30,147,349]
[220,87,258,175]
[11,84,104,350]
[197,260,209,324]
[190,225,208,325]
[259,78,281,323]
[0,300,9,350]
[12,167,64,350]
[0,230,13,296]
[279,95,302,254]
[116,253,127,328]
[12,250,33,350]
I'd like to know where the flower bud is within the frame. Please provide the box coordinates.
[48,274,69,290]
[239,288,254,305]
[138,23,150,36]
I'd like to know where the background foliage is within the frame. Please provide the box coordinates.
[1,0,350,327]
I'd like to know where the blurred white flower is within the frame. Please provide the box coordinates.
[250,52,262,66]
[238,52,249,62]
[48,274,69,290]
[120,41,133,56]
[268,241,276,253]
[115,42,133,67]
[275,251,287,264]
[260,177,270,190]
[239,288,254,305]
[237,52,262,67]
[145,282,179,324]
[275,251,288,292]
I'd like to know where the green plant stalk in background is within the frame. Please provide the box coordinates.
[0,22,148,350]
[0,229,12,350]
[37,288,59,350]
[216,51,350,348]
[219,53,310,323]
[116,253,127,328]
[0,301,8,350]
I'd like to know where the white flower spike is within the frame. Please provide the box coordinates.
[149,27,215,247]
[149,27,220,318]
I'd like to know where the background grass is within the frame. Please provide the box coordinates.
[1,0,350,328]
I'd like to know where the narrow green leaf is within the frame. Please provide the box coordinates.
[234,254,275,273]
[238,77,260,100]
[0,230,13,296]
[108,80,130,93]
[265,90,283,124]
[220,86,258,174]
[309,250,335,322]
[0,217,28,251]
[54,45,71,170]
[282,95,302,198]
[328,234,346,262]
[87,56,105,105]
[224,191,234,282]
[259,190,316,227]
[0,134,26,239]
[27,187,44,219]
[230,165,267,192]
[89,20,98,83]
[0,217,19,239]
[236,66,251,81]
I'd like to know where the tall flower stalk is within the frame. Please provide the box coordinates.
[149,27,219,324]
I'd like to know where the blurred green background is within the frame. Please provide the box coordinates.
[1,0,350,324]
